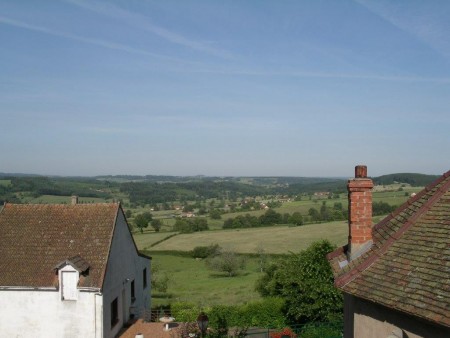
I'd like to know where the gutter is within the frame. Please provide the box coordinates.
[0,286,57,291]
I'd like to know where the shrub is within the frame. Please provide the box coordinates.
[205,250,247,277]
[191,244,221,259]
[299,322,343,338]
[208,304,240,328]
[172,299,286,334]
[255,240,343,323]
[171,302,201,322]
[240,297,286,328]
[208,298,285,331]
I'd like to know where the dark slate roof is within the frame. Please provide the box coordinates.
[328,170,450,328]
[0,203,121,289]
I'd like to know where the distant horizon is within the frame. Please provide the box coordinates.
[0,170,443,179]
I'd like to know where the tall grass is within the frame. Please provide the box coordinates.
[149,253,262,307]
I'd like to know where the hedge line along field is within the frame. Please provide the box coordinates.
[134,221,348,254]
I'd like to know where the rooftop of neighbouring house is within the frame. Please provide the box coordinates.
[0,202,121,289]
[118,320,181,338]
[328,169,450,327]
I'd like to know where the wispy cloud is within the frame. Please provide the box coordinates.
[64,0,234,59]
[354,0,450,57]
[0,16,190,63]
[2,13,447,85]
[81,126,134,134]
[174,67,450,84]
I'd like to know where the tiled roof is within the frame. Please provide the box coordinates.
[0,203,120,289]
[328,171,450,327]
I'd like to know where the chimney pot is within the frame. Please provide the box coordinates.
[355,165,367,178]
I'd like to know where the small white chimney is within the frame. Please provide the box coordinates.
[71,196,78,205]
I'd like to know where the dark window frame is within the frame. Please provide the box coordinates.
[111,297,119,328]
[131,279,136,302]
[143,268,147,289]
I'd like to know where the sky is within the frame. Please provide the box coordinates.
[1,0,449,177]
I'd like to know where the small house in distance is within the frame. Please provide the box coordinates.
[328,166,449,338]
[0,200,151,338]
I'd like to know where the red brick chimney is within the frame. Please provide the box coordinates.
[347,165,374,260]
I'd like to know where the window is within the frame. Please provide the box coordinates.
[143,268,147,289]
[131,279,135,302]
[61,271,78,300]
[111,297,119,328]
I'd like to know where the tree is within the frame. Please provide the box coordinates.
[259,209,282,225]
[210,209,222,220]
[151,262,171,293]
[173,219,191,233]
[288,212,304,226]
[308,207,320,222]
[134,212,153,233]
[151,219,162,232]
[183,204,194,212]
[173,218,209,233]
[206,248,246,277]
[191,218,209,232]
[255,240,343,323]
[255,245,269,273]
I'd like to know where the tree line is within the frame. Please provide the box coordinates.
[222,200,398,229]
[0,176,113,203]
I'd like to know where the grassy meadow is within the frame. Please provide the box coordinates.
[135,221,348,254]
[138,221,350,308]
[150,253,262,307]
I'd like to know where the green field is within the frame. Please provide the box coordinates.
[136,221,348,254]
[139,222,349,307]
[150,253,262,307]
[0,180,11,187]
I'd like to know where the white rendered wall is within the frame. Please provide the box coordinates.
[102,211,151,338]
[0,288,102,338]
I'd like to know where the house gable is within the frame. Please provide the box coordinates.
[101,207,151,337]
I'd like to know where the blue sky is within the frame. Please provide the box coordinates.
[1,0,449,177]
